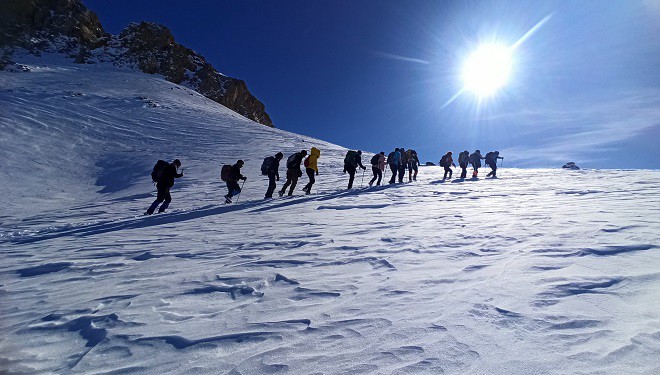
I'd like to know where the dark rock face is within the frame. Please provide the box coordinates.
[116,22,273,127]
[562,162,580,170]
[0,0,274,127]
[0,0,105,48]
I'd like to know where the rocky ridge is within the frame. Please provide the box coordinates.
[0,0,273,127]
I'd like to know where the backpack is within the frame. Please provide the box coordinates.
[458,152,468,165]
[220,164,232,182]
[151,160,168,183]
[344,150,357,167]
[387,152,395,164]
[261,156,274,175]
[286,153,298,169]
[304,156,310,168]
[485,152,495,164]
[370,154,380,166]
[439,155,448,168]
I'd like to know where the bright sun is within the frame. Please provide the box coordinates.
[462,44,512,97]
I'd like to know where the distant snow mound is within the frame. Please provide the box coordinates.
[562,162,580,170]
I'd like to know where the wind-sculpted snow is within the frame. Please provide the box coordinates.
[1,57,660,374]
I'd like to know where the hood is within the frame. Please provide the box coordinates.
[311,147,321,157]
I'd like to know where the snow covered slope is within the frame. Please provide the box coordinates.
[1,57,660,374]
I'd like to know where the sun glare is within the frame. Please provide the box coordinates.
[462,44,512,97]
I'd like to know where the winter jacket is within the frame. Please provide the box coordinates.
[400,151,409,166]
[407,150,420,167]
[469,152,484,168]
[377,154,386,171]
[160,163,183,188]
[267,156,281,178]
[458,151,470,167]
[305,147,321,172]
[287,152,306,170]
[344,151,365,170]
[442,154,456,168]
[229,163,245,182]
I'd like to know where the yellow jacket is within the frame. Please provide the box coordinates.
[305,147,321,171]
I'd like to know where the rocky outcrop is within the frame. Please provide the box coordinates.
[0,0,273,127]
[113,22,273,127]
[562,162,580,170]
[0,0,105,49]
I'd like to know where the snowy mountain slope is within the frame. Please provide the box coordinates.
[1,57,660,374]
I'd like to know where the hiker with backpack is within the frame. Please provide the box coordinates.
[407,149,420,182]
[398,147,408,183]
[387,148,401,184]
[343,150,367,189]
[458,150,470,179]
[302,147,321,195]
[485,151,504,177]
[440,151,456,180]
[262,152,283,199]
[279,150,307,196]
[145,159,183,215]
[222,160,247,204]
[469,150,484,178]
[369,151,386,186]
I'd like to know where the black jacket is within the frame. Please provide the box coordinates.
[160,163,183,188]
[269,156,281,178]
[288,153,305,170]
[229,163,245,182]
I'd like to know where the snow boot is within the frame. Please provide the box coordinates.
[224,194,232,204]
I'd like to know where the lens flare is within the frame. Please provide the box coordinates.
[462,44,512,97]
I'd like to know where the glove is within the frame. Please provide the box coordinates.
[276,176,280,181]
[362,166,367,170]
[316,171,319,176]
[242,177,247,181]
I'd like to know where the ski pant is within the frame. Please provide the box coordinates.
[443,166,453,180]
[147,183,172,214]
[487,162,497,177]
[303,168,316,192]
[280,168,301,196]
[389,164,398,184]
[346,166,357,189]
[226,180,241,198]
[398,164,407,183]
[369,166,382,186]
[408,162,418,181]
[460,163,468,179]
[265,173,277,198]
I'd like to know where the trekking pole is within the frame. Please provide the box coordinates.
[360,168,365,188]
[235,179,247,204]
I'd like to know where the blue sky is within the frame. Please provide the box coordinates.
[85,0,660,168]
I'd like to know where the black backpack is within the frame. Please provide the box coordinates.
[370,154,380,166]
[485,152,495,163]
[220,164,232,182]
[286,153,298,169]
[439,155,448,168]
[344,150,358,167]
[261,156,274,175]
[151,160,168,183]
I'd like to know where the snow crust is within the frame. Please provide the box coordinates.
[1,57,659,374]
